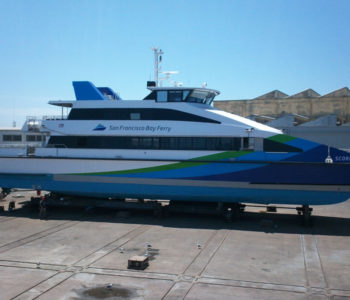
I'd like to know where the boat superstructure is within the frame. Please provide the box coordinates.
[37,82,281,160]
[0,117,48,156]
[0,80,350,209]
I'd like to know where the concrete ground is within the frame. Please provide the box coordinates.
[0,191,350,299]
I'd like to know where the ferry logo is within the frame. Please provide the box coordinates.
[93,124,106,131]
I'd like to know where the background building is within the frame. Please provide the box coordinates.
[214,87,350,151]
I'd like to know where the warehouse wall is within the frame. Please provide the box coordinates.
[214,96,350,123]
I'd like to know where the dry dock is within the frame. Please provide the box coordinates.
[0,191,350,299]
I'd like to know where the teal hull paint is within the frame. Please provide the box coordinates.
[0,174,349,206]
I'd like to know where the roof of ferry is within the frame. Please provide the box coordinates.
[148,86,220,95]
[48,81,220,107]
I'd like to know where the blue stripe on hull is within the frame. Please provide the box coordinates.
[188,162,350,185]
[0,174,349,206]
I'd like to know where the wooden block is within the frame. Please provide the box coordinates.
[128,255,149,270]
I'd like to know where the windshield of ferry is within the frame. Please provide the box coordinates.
[187,90,215,105]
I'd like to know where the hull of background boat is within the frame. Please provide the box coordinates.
[0,156,349,205]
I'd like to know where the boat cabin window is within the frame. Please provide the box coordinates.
[26,135,43,142]
[143,89,215,104]
[48,136,245,151]
[2,134,22,142]
[152,90,191,102]
[183,90,190,100]
[67,108,220,123]
[168,91,182,102]
[48,134,303,153]
[157,91,167,102]
[130,113,141,120]
[187,90,215,105]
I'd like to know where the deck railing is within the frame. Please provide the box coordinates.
[42,115,68,120]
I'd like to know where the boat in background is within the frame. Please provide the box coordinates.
[0,117,48,156]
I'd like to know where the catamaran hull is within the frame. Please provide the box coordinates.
[1,156,349,205]
[1,174,349,205]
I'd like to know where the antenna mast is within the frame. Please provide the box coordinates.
[152,47,164,86]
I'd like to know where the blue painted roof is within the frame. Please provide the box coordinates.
[73,81,106,101]
[73,81,122,101]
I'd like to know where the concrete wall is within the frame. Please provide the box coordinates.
[214,96,350,123]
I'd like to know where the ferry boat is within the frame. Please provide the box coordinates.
[0,117,47,153]
[0,80,350,211]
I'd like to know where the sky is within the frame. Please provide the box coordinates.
[0,0,350,127]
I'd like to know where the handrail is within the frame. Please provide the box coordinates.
[42,115,68,120]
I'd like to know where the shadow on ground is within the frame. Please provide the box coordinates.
[1,200,350,237]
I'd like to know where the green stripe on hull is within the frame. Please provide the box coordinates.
[69,150,253,176]
[190,150,253,161]
[267,134,296,143]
